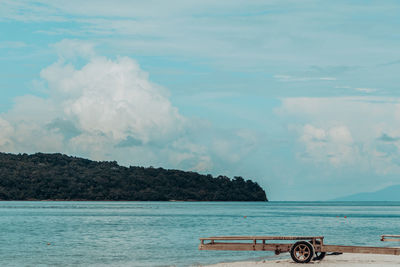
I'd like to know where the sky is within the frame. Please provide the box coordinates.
[1,0,400,200]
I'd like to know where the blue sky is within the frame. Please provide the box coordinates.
[1,1,400,200]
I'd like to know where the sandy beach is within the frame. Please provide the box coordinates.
[205,253,400,266]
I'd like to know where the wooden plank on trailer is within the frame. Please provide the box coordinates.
[199,242,292,252]
[199,236,323,241]
[381,235,400,242]
[322,245,400,255]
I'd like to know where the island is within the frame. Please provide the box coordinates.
[0,152,267,201]
[332,184,400,201]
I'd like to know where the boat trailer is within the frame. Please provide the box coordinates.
[199,235,400,263]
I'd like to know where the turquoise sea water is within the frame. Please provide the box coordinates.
[1,201,400,266]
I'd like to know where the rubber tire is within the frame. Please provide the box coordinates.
[290,241,314,264]
[312,240,326,261]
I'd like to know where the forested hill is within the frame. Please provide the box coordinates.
[0,152,267,201]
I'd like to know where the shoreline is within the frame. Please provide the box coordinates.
[203,253,400,266]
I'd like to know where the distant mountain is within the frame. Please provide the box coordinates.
[0,152,267,201]
[333,185,400,201]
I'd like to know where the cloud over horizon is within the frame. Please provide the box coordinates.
[0,40,260,177]
[2,1,400,200]
[278,97,400,176]
[0,41,195,167]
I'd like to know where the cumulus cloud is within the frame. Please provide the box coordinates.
[278,97,400,172]
[299,124,356,166]
[0,39,261,174]
[40,56,185,144]
[0,40,191,166]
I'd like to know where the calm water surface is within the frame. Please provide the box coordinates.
[1,201,400,266]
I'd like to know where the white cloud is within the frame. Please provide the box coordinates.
[168,138,212,171]
[0,117,14,148]
[5,95,59,124]
[1,40,263,173]
[300,124,356,166]
[355,87,377,93]
[0,41,27,49]
[334,85,351,89]
[274,75,336,82]
[279,97,400,172]
[301,124,326,142]
[0,40,190,164]
[334,86,378,93]
[318,77,337,81]
[40,56,185,144]
[51,39,96,60]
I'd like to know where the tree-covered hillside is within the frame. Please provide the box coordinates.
[0,153,267,201]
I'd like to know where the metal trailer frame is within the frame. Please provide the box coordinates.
[199,235,400,263]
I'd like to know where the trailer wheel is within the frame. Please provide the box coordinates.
[290,241,314,263]
[312,240,326,261]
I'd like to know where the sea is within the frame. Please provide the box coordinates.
[1,201,400,267]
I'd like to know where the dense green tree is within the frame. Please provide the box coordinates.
[0,152,267,201]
